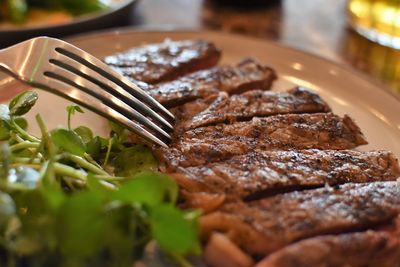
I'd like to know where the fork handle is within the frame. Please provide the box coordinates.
[0,47,14,77]
[0,38,40,81]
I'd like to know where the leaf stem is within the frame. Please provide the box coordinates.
[102,137,113,168]
[66,154,109,176]
[11,120,40,143]
[9,163,41,169]
[10,133,25,143]
[9,142,40,152]
[35,114,56,157]
[84,153,102,169]
[95,175,126,181]
[67,112,72,130]
[53,162,87,181]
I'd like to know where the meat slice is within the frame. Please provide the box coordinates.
[148,58,277,107]
[200,181,400,256]
[104,39,221,84]
[182,87,331,130]
[172,150,400,208]
[255,230,400,267]
[155,113,367,168]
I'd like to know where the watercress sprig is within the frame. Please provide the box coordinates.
[0,91,201,267]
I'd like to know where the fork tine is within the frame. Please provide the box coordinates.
[53,40,175,122]
[48,54,173,132]
[42,65,172,142]
[31,77,168,148]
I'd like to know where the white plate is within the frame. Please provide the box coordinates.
[1,30,400,157]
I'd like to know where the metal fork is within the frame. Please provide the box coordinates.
[0,37,175,147]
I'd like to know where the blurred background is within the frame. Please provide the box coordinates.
[0,0,399,94]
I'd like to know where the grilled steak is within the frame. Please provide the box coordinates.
[172,150,400,208]
[200,181,400,256]
[106,39,400,267]
[104,39,221,84]
[156,113,367,168]
[255,230,400,267]
[181,87,331,130]
[148,58,277,107]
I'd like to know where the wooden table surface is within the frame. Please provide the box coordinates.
[129,0,400,93]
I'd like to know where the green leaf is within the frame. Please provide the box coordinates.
[86,173,112,199]
[11,189,55,255]
[100,202,150,264]
[66,105,83,115]
[14,117,28,130]
[0,120,11,140]
[86,136,108,158]
[0,106,11,140]
[0,192,15,230]
[150,204,201,255]
[40,182,66,211]
[66,105,84,130]
[0,143,10,178]
[9,91,38,116]
[109,121,124,136]
[109,121,131,144]
[57,191,105,258]
[59,0,106,16]
[51,129,86,156]
[112,171,178,207]
[66,105,83,119]
[114,145,158,177]
[7,0,27,24]
[74,126,93,144]
[86,136,101,157]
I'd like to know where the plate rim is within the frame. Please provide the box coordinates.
[0,0,137,33]
[64,27,400,104]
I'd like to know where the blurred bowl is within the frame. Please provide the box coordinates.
[211,0,281,8]
[0,0,137,48]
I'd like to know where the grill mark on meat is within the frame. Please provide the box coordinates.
[171,150,400,210]
[200,181,400,256]
[104,39,400,267]
[180,87,331,130]
[104,39,221,84]
[255,230,400,267]
[148,58,277,108]
[155,113,368,169]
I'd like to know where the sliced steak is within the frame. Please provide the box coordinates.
[200,181,400,256]
[104,39,221,84]
[171,96,217,126]
[172,150,400,209]
[182,87,331,130]
[155,113,367,168]
[148,58,277,107]
[256,230,400,267]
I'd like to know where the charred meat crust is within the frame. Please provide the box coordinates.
[171,149,400,205]
[255,230,400,267]
[148,58,277,108]
[104,39,400,267]
[104,39,221,84]
[200,181,400,256]
[181,87,331,130]
[155,113,368,168]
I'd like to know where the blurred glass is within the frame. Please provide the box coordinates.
[202,0,282,39]
[348,0,400,49]
[343,29,400,93]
